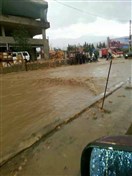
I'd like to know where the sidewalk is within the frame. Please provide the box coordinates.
[1,83,132,176]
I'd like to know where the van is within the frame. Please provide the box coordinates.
[12,51,30,62]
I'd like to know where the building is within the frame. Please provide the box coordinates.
[107,37,129,49]
[0,0,50,60]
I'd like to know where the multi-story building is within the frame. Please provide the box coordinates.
[0,0,50,59]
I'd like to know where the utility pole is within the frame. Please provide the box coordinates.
[101,58,113,109]
[127,20,132,89]
[129,20,132,52]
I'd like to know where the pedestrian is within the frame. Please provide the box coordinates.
[82,52,86,64]
[106,48,112,60]
[106,52,112,60]
[94,50,99,62]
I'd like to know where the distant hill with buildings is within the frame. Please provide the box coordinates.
[49,36,129,49]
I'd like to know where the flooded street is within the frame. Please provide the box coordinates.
[1,83,131,176]
[0,58,131,165]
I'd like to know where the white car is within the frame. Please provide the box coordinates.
[12,51,30,62]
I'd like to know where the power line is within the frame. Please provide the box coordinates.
[53,0,129,22]
[53,0,103,18]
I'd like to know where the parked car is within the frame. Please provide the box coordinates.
[12,51,30,62]
[124,51,132,59]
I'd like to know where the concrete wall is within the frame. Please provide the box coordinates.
[0,36,48,46]
[0,15,50,36]
[0,0,48,21]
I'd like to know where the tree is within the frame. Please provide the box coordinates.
[83,42,89,52]
[12,26,31,52]
[102,42,106,48]
[99,42,102,49]
[91,44,95,51]
[67,44,76,52]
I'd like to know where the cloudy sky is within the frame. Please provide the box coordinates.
[45,0,131,48]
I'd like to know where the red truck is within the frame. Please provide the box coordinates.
[100,48,124,58]
[99,48,108,58]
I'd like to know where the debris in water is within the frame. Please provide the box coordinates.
[18,166,22,171]
[101,109,111,114]
[118,95,126,97]
[125,86,132,90]
[101,114,104,118]
[21,158,27,166]
[47,146,50,149]
[93,116,97,120]
[57,126,61,130]
[64,120,69,124]
[44,141,51,149]
[13,172,18,176]
[92,112,96,115]
[64,166,68,170]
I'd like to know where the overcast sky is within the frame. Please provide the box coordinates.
[45,0,131,48]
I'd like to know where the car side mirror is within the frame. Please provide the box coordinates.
[81,135,132,176]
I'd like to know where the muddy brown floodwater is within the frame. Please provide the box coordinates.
[0,58,131,165]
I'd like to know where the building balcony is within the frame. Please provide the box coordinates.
[0,36,48,47]
[0,15,50,29]
[0,15,50,36]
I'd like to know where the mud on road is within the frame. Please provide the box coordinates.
[0,83,131,176]
[0,58,131,165]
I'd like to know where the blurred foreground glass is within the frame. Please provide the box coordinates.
[90,148,132,176]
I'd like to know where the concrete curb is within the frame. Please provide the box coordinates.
[0,80,126,167]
